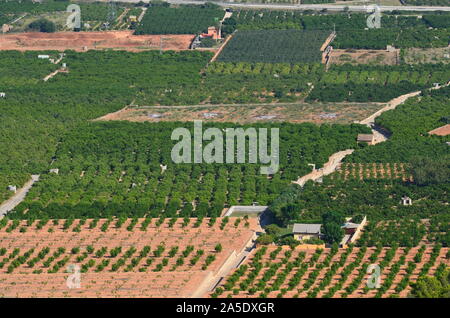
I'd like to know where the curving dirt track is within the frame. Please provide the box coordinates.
[0,31,195,52]
[293,149,354,186]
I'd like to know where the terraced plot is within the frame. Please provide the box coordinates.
[211,245,449,298]
[0,217,258,297]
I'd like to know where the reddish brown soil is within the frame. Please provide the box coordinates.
[428,124,450,136]
[0,31,195,52]
[213,246,449,298]
[0,217,257,297]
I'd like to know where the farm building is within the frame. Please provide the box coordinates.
[7,185,17,193]
[293,216,367,247]
[292,224,322,241]
[357,134,375,145]
[201,26,221,40]
[49,168,59,174]
[2,24,11,33]
[386,45,396,52]
[340,216,367,247]
[342,222,360,235]
[401,196,413,206]
[428,124,450,136]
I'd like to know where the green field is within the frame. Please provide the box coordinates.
[269,87,450,247]
[7,121,367,219]
[135,5,224,35]
[1,50,374,217]
[0,0,131,31]
[218,30,330,63]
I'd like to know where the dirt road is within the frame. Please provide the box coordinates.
[114,1,450,12]
[138,7,147,22]
[293,149,354,186]
[359,90,422,144]
[359,91,422,126]
[0,175,39,217]
[43,67,67,82]
[292,89,427,185]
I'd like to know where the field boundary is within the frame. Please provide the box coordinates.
[193,232,258,298]
[210,33,234,63]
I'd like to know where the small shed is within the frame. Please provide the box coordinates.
[386,45,396,52]
[7,185,17,193]
[292,224,322,241]
[342,222,360,235]
[49,168,59,174]
[0,92,5,98]
[400,196,412,206]
[2,24,11,33]
[357,134,375,145]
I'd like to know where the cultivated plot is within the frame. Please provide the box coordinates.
[0,217,258,297]
[210,245,449,298]
[217,30,331,63]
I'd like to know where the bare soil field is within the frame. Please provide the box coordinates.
[0,31,195,52]
[329,49,399,65]
[0,217,258,297]
[0,272,207,298]
[96,102,384,124]
[211,245,449,298]
[429,124,450,136]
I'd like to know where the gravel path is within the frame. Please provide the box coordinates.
[0,175,39,218]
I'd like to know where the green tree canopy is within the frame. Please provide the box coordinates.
[322,222,344,245]
[28,18,55,33]
[410,156,450,186]
[411,269,450,298]
[322,210,345,226]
